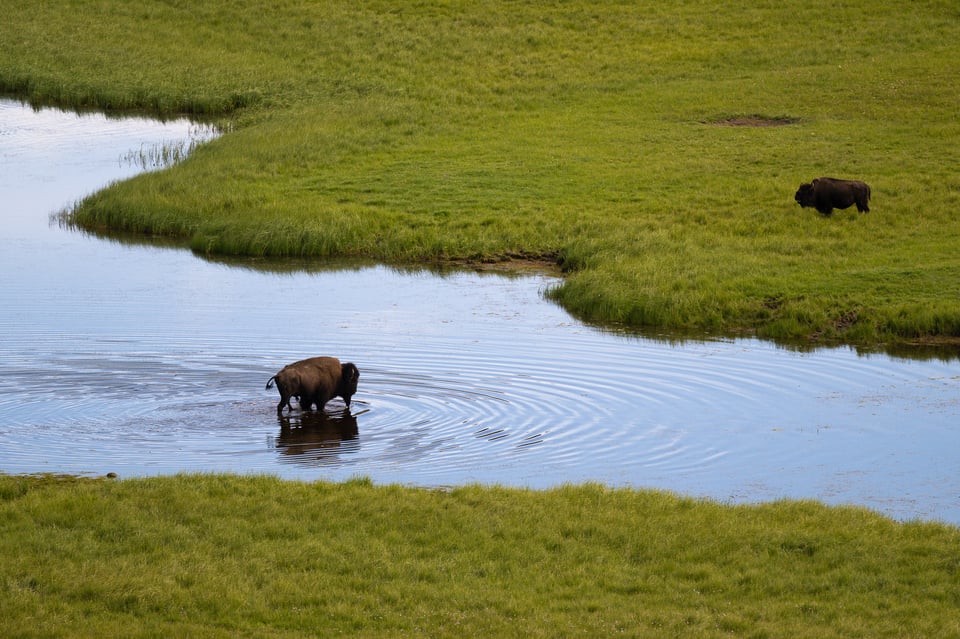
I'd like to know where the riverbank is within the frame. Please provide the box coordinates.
[2,0,959,346]
[2,474,957,637]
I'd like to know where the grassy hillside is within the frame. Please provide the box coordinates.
[2,1,959,345]
[2,474,958,637]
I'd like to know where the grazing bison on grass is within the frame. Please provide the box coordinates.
[795,177,871,215]
[266,356,359,416]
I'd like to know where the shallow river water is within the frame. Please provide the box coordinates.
[1,99,958,524]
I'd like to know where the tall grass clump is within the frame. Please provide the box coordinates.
[1,474,958,637]
[3,0,960,346]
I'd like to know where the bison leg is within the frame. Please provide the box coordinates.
[277,394,291,415]
[856,199,870,213]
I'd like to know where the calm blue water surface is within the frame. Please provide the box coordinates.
[1,99,958,524]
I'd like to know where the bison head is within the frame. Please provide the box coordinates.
[340,362,360,407]
[794,182,815,207]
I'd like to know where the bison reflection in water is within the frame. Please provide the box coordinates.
[275,410,360,465]
[794,177,871,215]
[266,356,359,415]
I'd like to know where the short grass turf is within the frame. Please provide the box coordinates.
[1,474,958,638]
[2,1,960,346]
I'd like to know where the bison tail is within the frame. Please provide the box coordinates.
[265,375,276,390]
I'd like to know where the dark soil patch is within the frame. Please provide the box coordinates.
[709,115,800,127]
[432,251,563,276]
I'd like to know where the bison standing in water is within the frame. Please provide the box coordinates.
[266,356,359,415]
[795,177,871,215]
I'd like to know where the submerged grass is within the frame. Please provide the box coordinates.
[1,474,958,637]
[3,1,960,345]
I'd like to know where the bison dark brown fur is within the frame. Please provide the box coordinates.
[266,356,359,415]
[794,177,871,215]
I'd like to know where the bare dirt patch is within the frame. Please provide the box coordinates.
[708,115,800,127]
[439,251,562,276]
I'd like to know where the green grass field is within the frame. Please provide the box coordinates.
[3,5,959,635]
[2,474,958,638]
[3,0,960,346]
